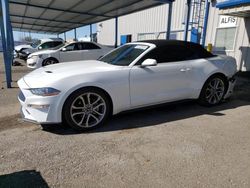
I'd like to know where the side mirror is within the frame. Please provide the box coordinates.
[38,46,42,50]
[61,47,67,52]
[140,59,157,68]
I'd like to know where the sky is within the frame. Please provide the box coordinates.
[13,24,97,41]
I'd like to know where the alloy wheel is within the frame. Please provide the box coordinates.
[44,59,57,66]
[70,92,106,128]
[205,78,225,104]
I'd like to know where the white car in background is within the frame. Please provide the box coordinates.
[26,41,112,68]
[19,38,64,60]
[18,40,237,131]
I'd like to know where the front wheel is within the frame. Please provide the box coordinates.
[199,75,227,106]
[62,88,111,131]
[42,58,58,66]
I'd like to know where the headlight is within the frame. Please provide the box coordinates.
[28,55,42,59]
[28,87,61,96]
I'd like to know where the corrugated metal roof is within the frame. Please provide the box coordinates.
[9,0,167,34]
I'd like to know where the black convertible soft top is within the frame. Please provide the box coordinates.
[139,39,199,48]
[138,39,214,58]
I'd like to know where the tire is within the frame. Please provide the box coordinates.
[62,88,111,131]
[199,75,228,106]
[42,58,59,66]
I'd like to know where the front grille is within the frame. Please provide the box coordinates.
[18,91,26,102]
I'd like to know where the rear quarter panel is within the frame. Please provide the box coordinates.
[189,55,236,98]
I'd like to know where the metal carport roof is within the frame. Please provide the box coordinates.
[1,0,175,88]
[9,0,169,34]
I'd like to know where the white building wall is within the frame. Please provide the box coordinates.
[97,2,186,46]
[97,0,250,70]
[205,3,250,71]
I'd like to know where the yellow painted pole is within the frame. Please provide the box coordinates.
[207,43,212,52]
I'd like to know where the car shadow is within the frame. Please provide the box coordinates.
[41,99,250,135]
[41,72,250,135]
[0,170,49,188]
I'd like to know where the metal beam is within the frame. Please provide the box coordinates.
[10,14,81,24]
[85,0,116,14]
[6,0,14,57]
[184,0,191,41]
[31,0,56,31]
[12,27,57,34]
[9,1,113,18]
[64,32,66,41]
[115,17,118,48]
[166,2,173,40]
[81,0,142,24]
[90,24,93,41]
[41,0,89,32]
[0,0,13,88]
[44,1,117,32]
[202,0,210,47]
[11,21,71,29]
[74,28,77,41]
[21,0,30,32]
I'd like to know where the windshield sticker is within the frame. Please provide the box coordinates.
[134,45,148,50]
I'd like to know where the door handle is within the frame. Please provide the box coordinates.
[180,68,191,72]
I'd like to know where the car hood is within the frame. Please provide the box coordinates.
[14,44,32,51]
[22,60,120,87]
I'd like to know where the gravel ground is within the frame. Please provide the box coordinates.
[0,53,250,188]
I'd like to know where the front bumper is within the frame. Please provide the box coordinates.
[26,57,43,69]
[19,52,29,60]
[17,78,62,124]
[224,75,236,99]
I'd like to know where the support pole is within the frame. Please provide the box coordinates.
[6,0,14,55]
[64,32,66,41]
[184,0,191,41]
[74,28,77,41]
[202,0,210,47]
[166,1,173,40]
[0,0,13,88]
[90,24,93,42]
[115,17,118,48]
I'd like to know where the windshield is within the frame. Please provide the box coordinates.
[52,43,66,50]
[99,44,149,66]
[31,40,41,48]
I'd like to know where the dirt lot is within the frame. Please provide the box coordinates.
[0,53,250,188]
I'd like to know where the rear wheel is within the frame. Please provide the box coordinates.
[42,58,58,66]
[62,88,111,131]
[199,75,227,106]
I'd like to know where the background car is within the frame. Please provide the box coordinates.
[26,41,113,68]
[14,43,32,59]
[18,38,64,60]
[18,40,237,131]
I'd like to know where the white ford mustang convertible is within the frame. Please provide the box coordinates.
[18,40,237,131]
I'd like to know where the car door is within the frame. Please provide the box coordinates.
[81,42,103,60]
[59,43,82,62]
[129,46,193,107]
